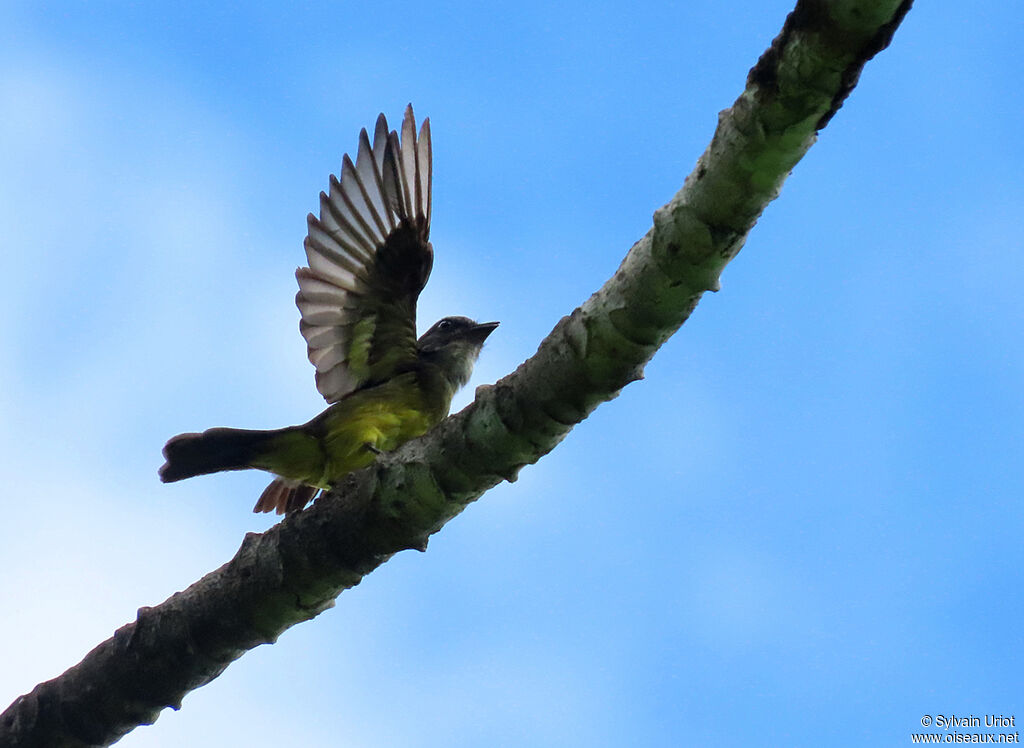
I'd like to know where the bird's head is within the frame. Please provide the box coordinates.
[417,316,499,390]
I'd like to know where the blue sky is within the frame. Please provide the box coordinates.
[1,1,1021,746]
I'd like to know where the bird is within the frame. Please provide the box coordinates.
[159,105,498,515]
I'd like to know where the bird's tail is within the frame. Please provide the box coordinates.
[159,426,295,483]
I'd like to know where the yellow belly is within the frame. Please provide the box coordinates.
[248,370,452,488]
[315,399,433,486]
[310,372,448,487]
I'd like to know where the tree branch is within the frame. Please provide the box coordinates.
[0,1,913,745]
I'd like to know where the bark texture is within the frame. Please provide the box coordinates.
[0,1,914,745]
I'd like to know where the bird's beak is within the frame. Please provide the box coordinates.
[467,321,499,343]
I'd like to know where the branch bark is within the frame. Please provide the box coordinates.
[0,1,913,745]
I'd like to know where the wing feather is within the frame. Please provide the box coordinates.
[324,174,376,258]
[316,193,373,263]
[355,129,392,236]
[304,231,368,290]
[400,110,418,220]
[372,114,389,171]
[296,105,433,403]
[381,133,405,217]
[419,118,432,228]
[339,155,385,248]
[315,365,358,402]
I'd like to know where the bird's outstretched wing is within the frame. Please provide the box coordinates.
[296,104,433,403]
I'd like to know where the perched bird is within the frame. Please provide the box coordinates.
[159,106,498,514]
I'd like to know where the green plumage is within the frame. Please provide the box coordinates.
[260,371,450,487]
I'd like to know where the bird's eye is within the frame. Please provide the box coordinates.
[438,320,452,330]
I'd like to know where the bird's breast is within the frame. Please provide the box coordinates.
[312,370,452,483]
